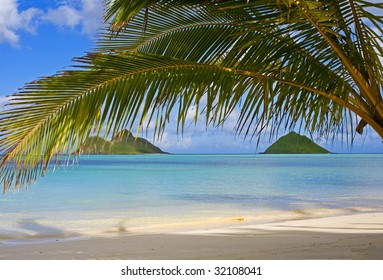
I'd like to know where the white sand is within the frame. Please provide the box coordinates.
[1,212,383,259]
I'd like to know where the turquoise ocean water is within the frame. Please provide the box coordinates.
[1,154,383,244]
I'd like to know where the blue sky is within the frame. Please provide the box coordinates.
[1,0,383,154]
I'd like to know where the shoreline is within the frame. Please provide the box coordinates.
[1,206,380,244]
[1,211,383,260]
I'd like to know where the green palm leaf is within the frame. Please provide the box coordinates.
[1,0,383,191]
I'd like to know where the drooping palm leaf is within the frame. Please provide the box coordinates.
[1,0,383,191]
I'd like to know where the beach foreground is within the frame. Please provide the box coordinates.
[1,212,383,260]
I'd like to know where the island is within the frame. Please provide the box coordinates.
[263,132,330,154]
[79,129,166,154]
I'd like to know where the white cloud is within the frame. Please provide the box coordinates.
[44,5,82,29]
[159,132,193,150]
[0,96,11,109]
[0,0,104,47]
[0,0,41,46]
[80,0,104,35]
[43,0,104,35]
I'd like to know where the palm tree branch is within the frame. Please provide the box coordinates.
[128,22,239,54]
[232,67,382,136]
[102,2,369,116]
[100,19,366,115]
[349,0,380,100]
[1,51,367,165]
[293,0,383,118]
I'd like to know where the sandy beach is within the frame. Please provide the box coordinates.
[1,212,383,260]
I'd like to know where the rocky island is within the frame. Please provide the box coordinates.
[80,130,166,154]
[263,132,330,154]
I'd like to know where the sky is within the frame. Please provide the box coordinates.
[1,0,383,154]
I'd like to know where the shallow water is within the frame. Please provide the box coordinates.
[1,154,383,243]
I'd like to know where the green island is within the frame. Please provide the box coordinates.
[263,132,330,154]
[80,130,166,154]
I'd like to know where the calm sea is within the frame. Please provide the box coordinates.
[1,154,383,244]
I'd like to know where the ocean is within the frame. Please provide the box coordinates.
[1,154,383,244]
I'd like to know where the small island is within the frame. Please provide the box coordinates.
[80,129,166,154]
[263,132,330,154]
